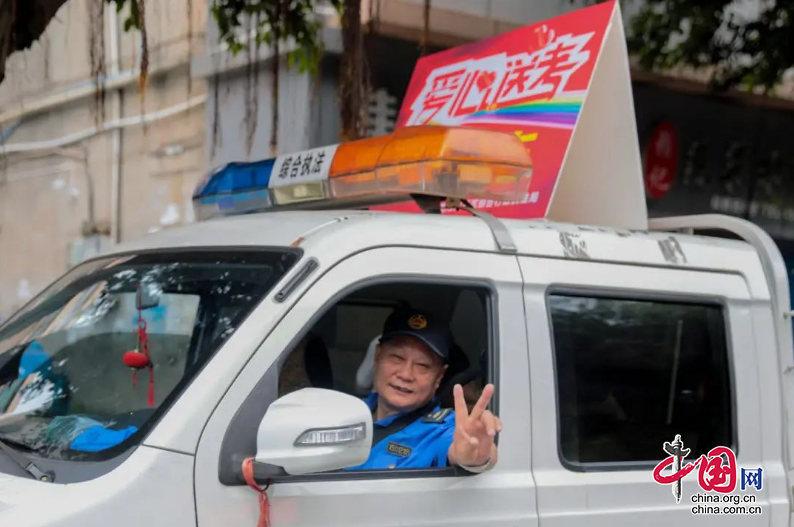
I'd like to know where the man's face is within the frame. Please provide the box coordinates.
[373,335,447,412]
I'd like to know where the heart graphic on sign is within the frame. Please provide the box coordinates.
[476,71,497,92]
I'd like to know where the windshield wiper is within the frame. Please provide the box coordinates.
[0,437,52,482]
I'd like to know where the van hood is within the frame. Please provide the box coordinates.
[0,446,195,526]
[0,471,60,515]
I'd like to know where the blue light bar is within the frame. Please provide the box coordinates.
[194,158,275,197]
[193,144,340,220]
[193,158,276,220]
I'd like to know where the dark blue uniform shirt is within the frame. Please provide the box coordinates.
[347,393,455,470]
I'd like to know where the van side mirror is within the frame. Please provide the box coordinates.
[254,388,373,476]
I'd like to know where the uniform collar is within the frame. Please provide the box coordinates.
[364,392,439,427]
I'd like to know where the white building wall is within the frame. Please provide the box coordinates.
[0,0,208,318]
[207,64,320,170]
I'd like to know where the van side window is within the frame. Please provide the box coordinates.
[277,284,491,409]
[273,282,492,473]
[549,294,732,466]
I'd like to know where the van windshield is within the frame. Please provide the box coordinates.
[0,249,297,461]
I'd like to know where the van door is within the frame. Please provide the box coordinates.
[520,256,768,526]
[194,246,536,527]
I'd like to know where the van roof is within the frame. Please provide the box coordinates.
[111,209,762,280]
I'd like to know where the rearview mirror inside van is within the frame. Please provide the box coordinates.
[254,388,373,475]
[136,283,161,311]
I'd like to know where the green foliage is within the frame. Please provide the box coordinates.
[108,0,340,76]
[106,0,142,32]
[211,0,342,76]
[622,0,794,93]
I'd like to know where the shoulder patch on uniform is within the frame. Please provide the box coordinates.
[386,442,412,457]
[422,408,452,423]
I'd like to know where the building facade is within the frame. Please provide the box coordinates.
[0,0,208,318]
[1,0,793,319]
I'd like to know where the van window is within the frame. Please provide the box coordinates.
[0,249,298,462]
[549,294,732,466]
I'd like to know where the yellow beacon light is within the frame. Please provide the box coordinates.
[192,126,533,219]
[328,126,533,203]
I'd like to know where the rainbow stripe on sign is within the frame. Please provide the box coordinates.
[461,95,585,130]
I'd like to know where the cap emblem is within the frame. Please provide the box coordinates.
[408,314,427,330]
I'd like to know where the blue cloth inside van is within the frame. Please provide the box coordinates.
[70,425,138,452]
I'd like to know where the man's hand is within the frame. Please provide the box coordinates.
[448,383,501,470]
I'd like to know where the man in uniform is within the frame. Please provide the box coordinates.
[349,308,501,473]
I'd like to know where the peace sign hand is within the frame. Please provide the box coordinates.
[448,383,501,470]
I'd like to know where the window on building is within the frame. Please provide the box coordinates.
[549,294,732,466]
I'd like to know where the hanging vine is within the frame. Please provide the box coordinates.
[136,0,148,97]
[244,9,255,154]
[211,73,222,159]
[80,0,351,151]
[88,0,107,125]
[268,0,282,156]
[339,0,364,141]
[420,0,430,56]
[243,7,265,156]
[107,0,149,97]
[186,0,193,97]
[212,0,331,155]
[358,0,380,136]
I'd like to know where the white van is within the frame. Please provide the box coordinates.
[0,126,792,526]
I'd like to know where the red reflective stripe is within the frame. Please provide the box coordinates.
[136,314,155,407]
[242,457,271,527]
[147,367,155,408]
